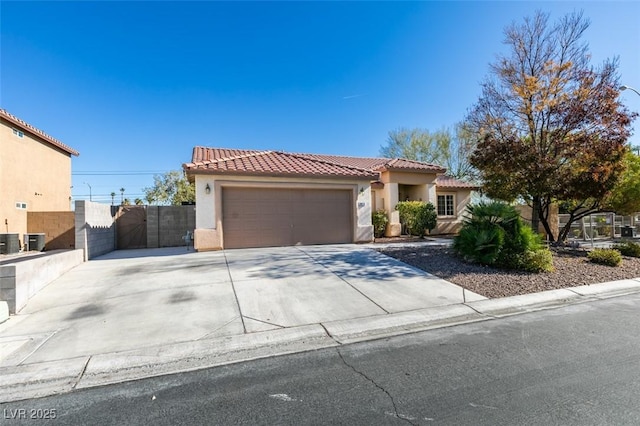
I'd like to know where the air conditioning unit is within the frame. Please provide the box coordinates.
[0,233,20,254]
[24,233,46,251]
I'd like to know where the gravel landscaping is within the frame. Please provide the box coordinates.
[378,244,640,299]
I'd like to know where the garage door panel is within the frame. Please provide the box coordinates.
[293,189,351,245]
[222,187,352,249]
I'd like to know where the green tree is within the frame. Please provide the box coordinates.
[143,170,195,206]
[134,198,144,205]
[465,11,636,242]
[606,152,640,215]
[380,125,477,181]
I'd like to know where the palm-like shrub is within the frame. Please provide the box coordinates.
[454,224,505,265]
[453,201,553,272]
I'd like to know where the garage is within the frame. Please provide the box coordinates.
[222,187,353,249]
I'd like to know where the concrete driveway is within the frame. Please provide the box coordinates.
[0,245,484,366]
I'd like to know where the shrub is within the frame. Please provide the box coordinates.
[395,201,437,237]
[520,248,554,272]
[453,201,551,271]
[372,210,389,238]
[453,223,504,265]
[613,240,640,258]
[587,248,622,266]
[498,221,544,269]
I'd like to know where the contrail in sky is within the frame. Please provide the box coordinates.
[342,94,366,100]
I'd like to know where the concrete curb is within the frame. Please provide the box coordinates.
[76,325,336,390]
[0,325,337,403]
[323,304,485,344]
[1,279,640,403]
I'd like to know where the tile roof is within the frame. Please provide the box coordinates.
[436,175,481,189]
[185,147,379,180]
[0,109,79,156]
[295,153,445,173]
[185,146,448,181]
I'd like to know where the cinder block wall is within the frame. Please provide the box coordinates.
[147,205,196,248]
[0,249,83,314]
[75,200,116,260]
[27,211,75,250]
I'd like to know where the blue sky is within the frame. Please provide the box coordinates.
[2,1,639,203]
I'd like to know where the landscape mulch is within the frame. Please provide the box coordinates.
[377,245,640,299]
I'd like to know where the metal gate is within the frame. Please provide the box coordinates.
[116,206,147,249]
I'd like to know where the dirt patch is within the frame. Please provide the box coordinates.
[378,246,640,298]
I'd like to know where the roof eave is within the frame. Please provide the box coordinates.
[183,167,377,181]
[378,166,446,174]
[0,110,80,156]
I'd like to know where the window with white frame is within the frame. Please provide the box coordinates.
[15,202,27,209]
[437,194,455,216]
[12,128,24,138]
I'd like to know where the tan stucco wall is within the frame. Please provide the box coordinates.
[515,204,559,240]
[193,174,372,250]
[0,119,73,243]
[378,170,440,237]
[432,188,472,235]
[379,170,438,186]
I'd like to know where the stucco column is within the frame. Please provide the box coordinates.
[385,182,401,237]
[355,185,374,242]
[427,183,437,204]
[193,176,221,251]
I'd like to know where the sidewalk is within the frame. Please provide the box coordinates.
[1,244,639,403]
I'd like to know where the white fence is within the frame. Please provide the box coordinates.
[558,212,639,240]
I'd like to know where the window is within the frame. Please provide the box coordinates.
[12,128,24,138]
[15,202,27,209]
[437,194,455,216]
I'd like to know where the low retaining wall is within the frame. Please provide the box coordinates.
[0,249,84,314]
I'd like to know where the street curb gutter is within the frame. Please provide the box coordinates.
[2,279,640,403]
[323,304,486,345]
[0,325,337,403]
[76,325,335,390]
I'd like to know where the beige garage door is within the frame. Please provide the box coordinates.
[222,187,353,249]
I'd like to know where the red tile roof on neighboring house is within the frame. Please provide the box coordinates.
[436,175,481,189]
[0,109,80,156]
[185,146,451,181]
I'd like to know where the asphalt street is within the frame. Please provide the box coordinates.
[2,293,640,425]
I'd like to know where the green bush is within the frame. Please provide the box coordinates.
[613,240,640,258]
[520,249,554,272]
[587,248,622,266]
[453,223,505,265]
[371,210,389,238]
[453,201,551,271]
[395,201,437,237]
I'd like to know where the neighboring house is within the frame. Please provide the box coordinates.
[183,147,478,250]
[0,109,79,246]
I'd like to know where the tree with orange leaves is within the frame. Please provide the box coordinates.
[466,11,637,242]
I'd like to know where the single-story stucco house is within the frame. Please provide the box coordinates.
[183,147,478,250]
